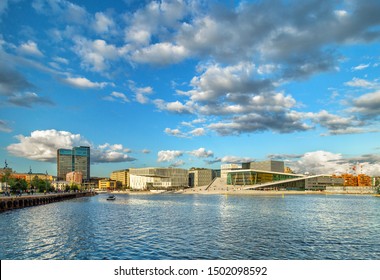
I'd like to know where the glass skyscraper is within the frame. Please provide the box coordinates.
[57,146,90,181]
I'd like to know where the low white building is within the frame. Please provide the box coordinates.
[51,180,70,191]
[129,167,188,190]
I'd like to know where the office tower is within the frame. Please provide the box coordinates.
[57,146,90,181]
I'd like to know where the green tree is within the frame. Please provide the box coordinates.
[10,178,28,193]
[31,176,51,193]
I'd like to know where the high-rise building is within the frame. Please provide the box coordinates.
[57,146,90,181]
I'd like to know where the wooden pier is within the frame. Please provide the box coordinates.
[0,192,97,212]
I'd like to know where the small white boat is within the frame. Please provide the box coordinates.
[106,195,116,201]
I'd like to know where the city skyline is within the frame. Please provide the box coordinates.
[1,0,380,177]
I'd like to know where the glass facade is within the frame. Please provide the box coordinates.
[227,170,301,185]
[57,146,90,181]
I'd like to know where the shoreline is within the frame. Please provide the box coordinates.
[108,189,378,196]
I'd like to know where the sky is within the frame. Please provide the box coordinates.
[1,0,380,177]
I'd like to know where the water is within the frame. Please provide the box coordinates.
[1,193,380,260]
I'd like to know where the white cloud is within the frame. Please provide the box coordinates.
[190,127,205,136]
[287,151,380,176]
[131,42,190,65]
[164,128,187,138]
[7,129,88,162]
[157,150,183,162]
[93,12,115,34]
[351,90,380,117]
[129,82,153,104]
[64,76,111,89]
[142,149,151,154]
[154,99,194,114]
[351,63,370,71]
[345,77,377,89]
[7,129,136,163]
[73,38,120,72]
[93,144,136,163]
[190,148,213,158]
[207,155,254,164]
[18,40,43,57]
[52,56,69,65]
[291,151,348,175]
[104,91,130,103]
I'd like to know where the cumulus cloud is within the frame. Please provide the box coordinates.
[208,111,311,136]
[189,148,213,158]
[154,99,194,114]
[124,0,188,46]
[286,150,380,176]
[308,110,365,135]
[72,37,120,72]
[93,12,115,34]
[92,144,136,163]
[128,82,154,104]
[131,42,190,65]
[157,150,183,162]
[350,90,380,117]
[7,129,137,163]
[190,127,205,136]
[164,128,187,138]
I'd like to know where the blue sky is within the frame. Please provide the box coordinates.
[1,0,380,177]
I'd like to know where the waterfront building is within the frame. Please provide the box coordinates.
[66,171,83,185]
[57,146,90,181]
[242,160,285,173]
[228,169,346,191]
[98,179,117,190]
[221,164,242,182]
[227,169,303,186]
[129,167,188,190]
[332,173,372,187]
[189,168,214,187]
[284,167,294,174]
[51,180,70,191]
[358,174,371,186]
[110,169,130,188]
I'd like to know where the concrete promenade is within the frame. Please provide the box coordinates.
[0,192,96,212]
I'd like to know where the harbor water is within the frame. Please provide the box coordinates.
[1,193,380,260]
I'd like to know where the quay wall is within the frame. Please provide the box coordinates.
[0,192,96,212]
[325,186,375,194]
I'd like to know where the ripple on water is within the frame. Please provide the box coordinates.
[1,194,380,259]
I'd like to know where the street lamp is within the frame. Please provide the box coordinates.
[28,166,32,194]
[45,170,48,194]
